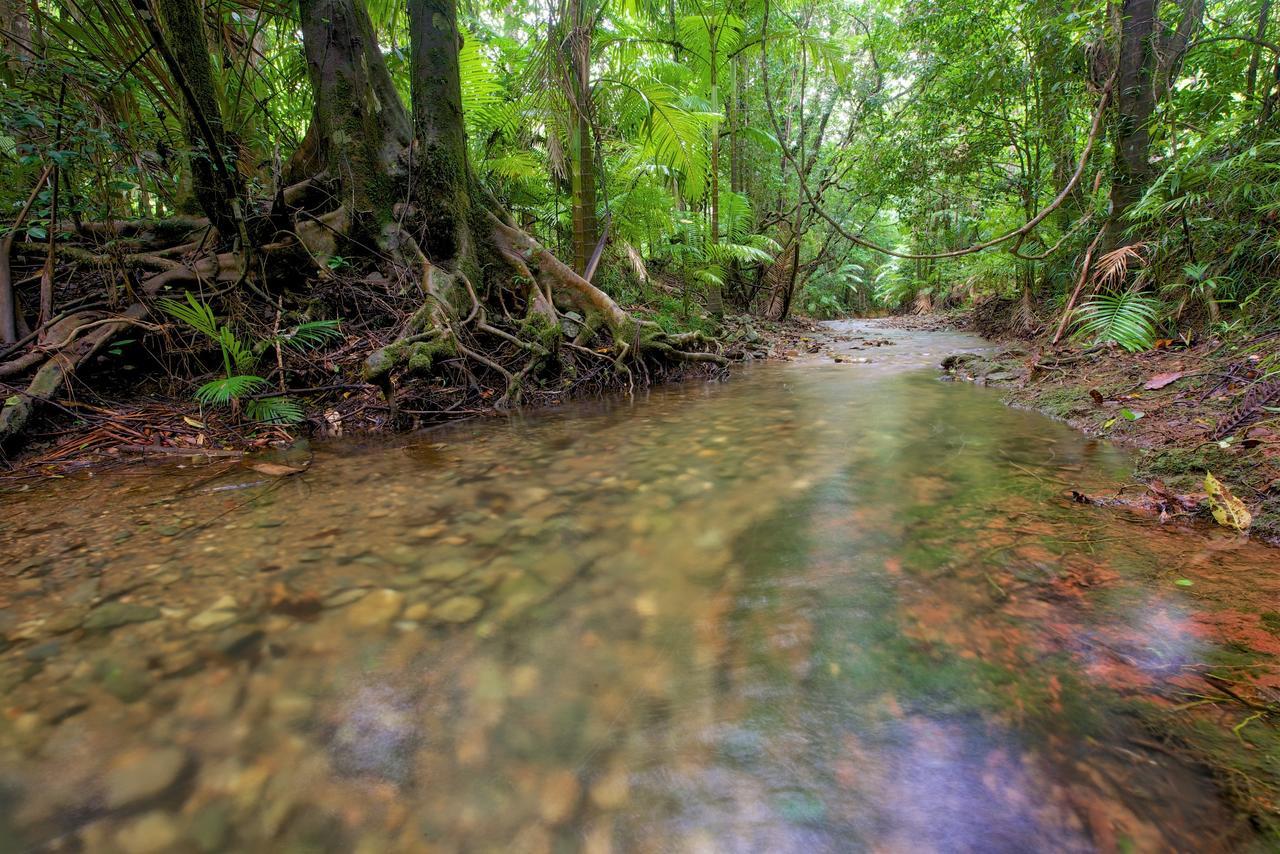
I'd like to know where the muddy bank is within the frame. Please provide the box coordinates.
[939,329,1280,544]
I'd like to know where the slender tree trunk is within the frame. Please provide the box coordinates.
[567,13,598,275]
[150,0,245,242]
[706,29,724,317]
[1249,0,1273,100]
[1106,0,1158,242]
[0,0,35,82]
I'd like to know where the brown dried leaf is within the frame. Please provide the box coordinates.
[1143,371,1184,390]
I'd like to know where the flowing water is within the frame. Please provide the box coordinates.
[2,322,1278,853]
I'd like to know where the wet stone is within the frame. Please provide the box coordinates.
[345,589,405,629]
[189,798,233,852]
[434,595,485,624]
[103,746,190,810]
[83,601,160,631]
[114,811,180,853]
[43,607,89,635]
[97,659,154,703]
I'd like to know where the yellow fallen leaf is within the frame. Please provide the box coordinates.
[183,416,205,428]
[1204,473,1251,531]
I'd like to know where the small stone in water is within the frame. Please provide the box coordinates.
[103,746,190,810]
[433,595,484,623]
[324,587,370,608]
[539,769,581,824]
[83,602,160,631]
[403,602,432,621]
[114,811,180,853]
[346,589,405,628]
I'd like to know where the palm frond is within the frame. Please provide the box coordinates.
[245,396,305,424]
[195,375,267,406]
[1072,292,1161,352]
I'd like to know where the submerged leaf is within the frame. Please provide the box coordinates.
[1204,473,1252,531]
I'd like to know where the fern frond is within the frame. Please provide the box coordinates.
[195,375,267,406]
[274,320,343,351]
[245,396,304,424]
[1072,292,1161,352]
[159,293,221,340]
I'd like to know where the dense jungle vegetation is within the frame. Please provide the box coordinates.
[0,0,1276,445]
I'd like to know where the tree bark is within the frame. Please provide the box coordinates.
[408,0,474,269]
[149,0,246,242]
[300,0,411,241]
[1106,0,1159,241]
[566,0,598,275]
[706,26,724,317]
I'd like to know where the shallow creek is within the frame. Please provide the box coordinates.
[1,322,1278,852]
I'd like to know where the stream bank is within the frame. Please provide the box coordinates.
[931,316,1280,544]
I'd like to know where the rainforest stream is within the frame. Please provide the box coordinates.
[2,322,1278,853]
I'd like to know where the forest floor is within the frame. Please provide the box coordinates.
[929,304,1280,544]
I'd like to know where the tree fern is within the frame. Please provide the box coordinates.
[1072,292,1161,352]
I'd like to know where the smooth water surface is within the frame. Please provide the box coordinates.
[2,323,1277,852]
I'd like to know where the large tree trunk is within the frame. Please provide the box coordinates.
[408,0,474,270]
[299,0,411,242]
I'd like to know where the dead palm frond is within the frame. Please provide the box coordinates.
[1092,242,1147,290]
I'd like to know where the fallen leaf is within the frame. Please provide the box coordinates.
[183,416,206,428]
[1204,472,1252,531]
[1144,371,1184,390]
[1089,389,1104,407]
[250,462,305,477]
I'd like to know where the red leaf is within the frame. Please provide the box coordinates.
[1144,371,1184,390]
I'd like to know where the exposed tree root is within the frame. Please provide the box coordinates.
[0,251,239,446]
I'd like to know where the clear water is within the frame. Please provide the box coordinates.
[1,323,1276,852]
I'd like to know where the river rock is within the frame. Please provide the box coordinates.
[97,659,153,703]
[589,765,630,810]
[103,746,190,810]
[539,769,581,824]
[433,595,484,623]
[346,589,405,628]
[84,602,160,631]
[403,602,432,621]
[189,798,232,852]
[114,811,180,854]
[44,607,89,635]
[324,587,369,608]
[188,596,238,631]
[420,560,470,582]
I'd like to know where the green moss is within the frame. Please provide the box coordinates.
[1034,386,1093,419]
[1260,612,1280,635]
[362,335,455,380]
[405,338,455,373]
[518,312,561,349]
[1134,445,1237,484]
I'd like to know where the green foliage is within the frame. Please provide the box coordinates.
[159,294,338,424]
[1072,292,1161,352]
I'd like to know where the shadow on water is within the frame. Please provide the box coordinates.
[0,327,1276,852]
